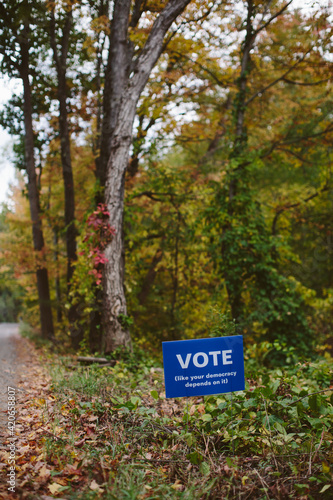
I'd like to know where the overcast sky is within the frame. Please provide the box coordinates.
[0,76,21,205]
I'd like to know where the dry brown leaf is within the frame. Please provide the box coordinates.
[39,464,51,481]
[197,404,205,414]
[90,479,103,491]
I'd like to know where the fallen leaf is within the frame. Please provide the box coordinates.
[63,463,83,476]
[90,479,103,491]
[74,438,86,447]
[39,464,51,480]
[197,404,205,414]
[88,415,99,422]
[171,480,183,491]
[48,482,63,494]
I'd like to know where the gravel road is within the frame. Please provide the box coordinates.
[0,323,32,443]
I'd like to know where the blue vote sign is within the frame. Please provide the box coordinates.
[162,336,245,398]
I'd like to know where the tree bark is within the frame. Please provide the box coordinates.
[101,0,192,353]
[49,7,82,346]
[49,7,77,287]
[20,20,54,340]
[96,0,132,190]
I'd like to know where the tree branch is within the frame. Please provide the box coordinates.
[130,190,176,202]
[261,123,333,159]
[275,146,312,164]
[255,0,293,35]
[130,0,147,28]
[246,48,312,106]
[60,7,73,69]
[272,183,330,235]
[282,77,331,86]
[131,0,193,95]
[173,49,231,88]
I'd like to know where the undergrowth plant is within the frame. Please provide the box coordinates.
[40,343,333,500]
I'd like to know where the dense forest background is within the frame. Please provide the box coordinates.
[0,0,332,362]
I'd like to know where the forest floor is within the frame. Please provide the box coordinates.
[0,328,332,500]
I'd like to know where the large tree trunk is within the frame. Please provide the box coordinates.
[20,22,54,340]
[102,122,133,353]
[96,0,132,190]
[101,0,193,352]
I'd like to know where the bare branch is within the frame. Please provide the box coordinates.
[130,0,147,28]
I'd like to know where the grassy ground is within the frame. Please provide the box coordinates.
[1,334,332,499]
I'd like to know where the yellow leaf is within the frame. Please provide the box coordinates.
[39,464,51,480]
[48,482,62,494]
[322,462,330,474]
[56,477,67,486]
[171,480,183,491]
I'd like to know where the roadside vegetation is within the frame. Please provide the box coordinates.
[1,325,331,499]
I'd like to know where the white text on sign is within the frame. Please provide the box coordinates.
[176,350,233,369]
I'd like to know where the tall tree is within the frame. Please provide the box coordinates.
[193,0,332,349]
[48,1,77,288]
[96,0,194,352]
[0,0,54,339]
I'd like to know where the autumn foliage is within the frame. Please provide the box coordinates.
[0,0,332,357]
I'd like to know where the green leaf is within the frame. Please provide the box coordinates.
[226,457,238,469]
[309,394,320,412]
[130,396,141,406]
[199,461,210,475]
[150,390,159,400]
[319,485,331,493]
[183,432,195,447]
[187,451,203,465]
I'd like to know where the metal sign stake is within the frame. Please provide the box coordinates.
[230,391,235,456]
[186,396,189,433]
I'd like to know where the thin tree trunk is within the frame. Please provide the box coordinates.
[49,7,77,287]
[170,213,180,339]
[222,0,255,322]
[53,227,62,323]
[221,0,293,322]
[49,7,81,345]
[20,21,54,340]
